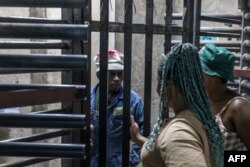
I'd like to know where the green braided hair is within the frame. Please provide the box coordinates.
[145,43,224,167]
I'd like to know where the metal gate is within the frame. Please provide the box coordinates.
[0,1,90,167]
[0,0,249,167]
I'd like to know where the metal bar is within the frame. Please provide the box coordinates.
[165,0,173,54]
[171,40,241,47]
[0,54,87,70]
[82,0,92,165]
[0,0,87,8]
[0,23,87,40]
[0,16,66,24]
[0,142,85,158]
[70,8,86,167]
[239,0,250,10]
[0,158,52,167]
[193,0,201,46]
[0,69,61,75]
[200,32,241,38]
[0,87,85,108]
[61,7,75,167]
[182,0,195,43]
[0,84,86,91]
[241,80,250,90]
[200,16,241,25]
[122,0,133,166]
[0,41,69,49]
[243,53,250,61]
[172,13,242,20]
[90,21,183,35]
[234,69,250,78]
[201,27,241,33]
[144,0,154,137]
[0,113,85,129]
[99,0,109,166]
[1,130,70,142]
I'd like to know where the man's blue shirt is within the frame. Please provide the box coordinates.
[90,84,144,167]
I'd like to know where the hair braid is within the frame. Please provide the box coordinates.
[146,43,224,167]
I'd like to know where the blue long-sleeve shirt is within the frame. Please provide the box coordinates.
[90,84,144,167]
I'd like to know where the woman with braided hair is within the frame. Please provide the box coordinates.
[130,43,223,167]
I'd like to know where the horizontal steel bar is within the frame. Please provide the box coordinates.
[244,26,250,33]
[0,16,66,24]
[0,142,85,158]
[0,41,69,49]
[201,27,241,34]
[201,16,241,25]
[90,21,182,35]
[0,69,60,75]
[244,13,250,20]
[0,113,85,129]
[0,54,87,70]
[0,84,86,91]
[0,0,87,8]
[234,69,250,78]
[1,130,70,142]
[243,40,250,47]
[0,87,85,108]
[0,23,87,40]
[243,54,250,61]
[172,13,242,20]
[200,32,241,38]
[241,80,250,90]
[171,40,241,47]
[91,21,240,35]
[0,158,52,167]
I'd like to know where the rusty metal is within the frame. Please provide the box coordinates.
[0,86,85,108]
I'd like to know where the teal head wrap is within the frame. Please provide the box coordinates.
[199,43,236,82]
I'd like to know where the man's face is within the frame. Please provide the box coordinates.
[108,71,123,93]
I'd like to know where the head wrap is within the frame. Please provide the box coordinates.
[199,43,236,82]
[95,50,124,72]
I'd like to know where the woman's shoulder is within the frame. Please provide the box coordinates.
[159,110,205,141]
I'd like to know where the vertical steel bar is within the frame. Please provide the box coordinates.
[239,11,245,94]
[165,0,173,54]
[123,0,133,166]
[61,7,85,167]
[99,0,109,166]
[70,8,86,167]
[144,0,154,137]
[82,0,92,166]
[193,0,201,47]
[182,0,195,43]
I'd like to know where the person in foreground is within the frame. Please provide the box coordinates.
[130,43,223,167]
[199,43,250,150]
[91,50,144,167]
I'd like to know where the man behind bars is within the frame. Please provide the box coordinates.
[90,49,144,167]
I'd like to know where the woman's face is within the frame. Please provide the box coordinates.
[203,74,214,92]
